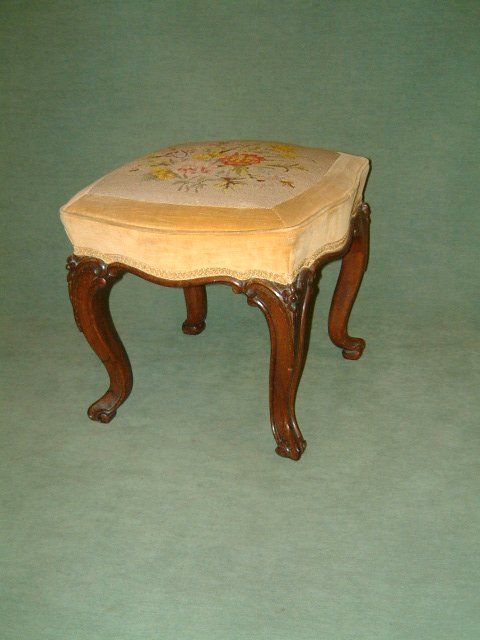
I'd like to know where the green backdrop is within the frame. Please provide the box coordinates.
[1,2,479,639]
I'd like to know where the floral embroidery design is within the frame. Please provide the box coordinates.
[131,142,316,193]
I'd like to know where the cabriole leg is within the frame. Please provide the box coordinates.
[66,255,133,423]
[239,271,317,460]
[182,285,207,335]
[328,203,370,360]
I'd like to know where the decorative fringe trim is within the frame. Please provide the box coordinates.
[74,232,350,285]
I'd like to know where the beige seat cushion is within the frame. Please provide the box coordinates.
[60,140,369,284]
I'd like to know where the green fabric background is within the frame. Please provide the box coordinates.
[1,1,479,638]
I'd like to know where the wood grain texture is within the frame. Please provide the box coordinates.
[328,202,370,359]
[232,270,316,460]
[182,285,207,335]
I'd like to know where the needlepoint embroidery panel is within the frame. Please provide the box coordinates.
[89,141,340,208]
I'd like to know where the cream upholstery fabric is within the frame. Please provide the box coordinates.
[60,140,369,284]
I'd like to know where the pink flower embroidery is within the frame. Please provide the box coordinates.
[177,164,217,175]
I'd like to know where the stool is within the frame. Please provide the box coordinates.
[61,140,370,460]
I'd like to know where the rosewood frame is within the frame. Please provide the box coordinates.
[66,202,370,460]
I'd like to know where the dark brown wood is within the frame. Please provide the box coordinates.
[232,270,317,460]
[66,255,132,423]
[182,285,207,335]
[65,203,370,460]
[328,202,370,360]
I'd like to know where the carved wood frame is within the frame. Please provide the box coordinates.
[66,202,370,460]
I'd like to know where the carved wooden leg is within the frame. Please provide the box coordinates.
[66,255,133,423]
[238,271,317,460]
[328,203,370,360]
[182,285,207,335]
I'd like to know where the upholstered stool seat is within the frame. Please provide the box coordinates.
[61,140,371,460]
[61,140,369,284]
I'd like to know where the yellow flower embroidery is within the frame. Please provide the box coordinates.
[192,153,212,160]
[192,146,227,160]
[151,167,176,180]
[269,143,297,157]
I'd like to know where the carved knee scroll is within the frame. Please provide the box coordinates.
[328,203,370,359]
[233,270,317,460]
[66,255,133,423]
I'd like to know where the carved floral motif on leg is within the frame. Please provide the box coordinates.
[182,285,207,335]
[328,202,370,360]
[233,270,317,460]
[66,255,133,423]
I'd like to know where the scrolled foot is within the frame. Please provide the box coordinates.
[87,391,121,423]
[275,437,307,461]
[88,407,116,423]
[181,319,206,335]
[341,337,366,360]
